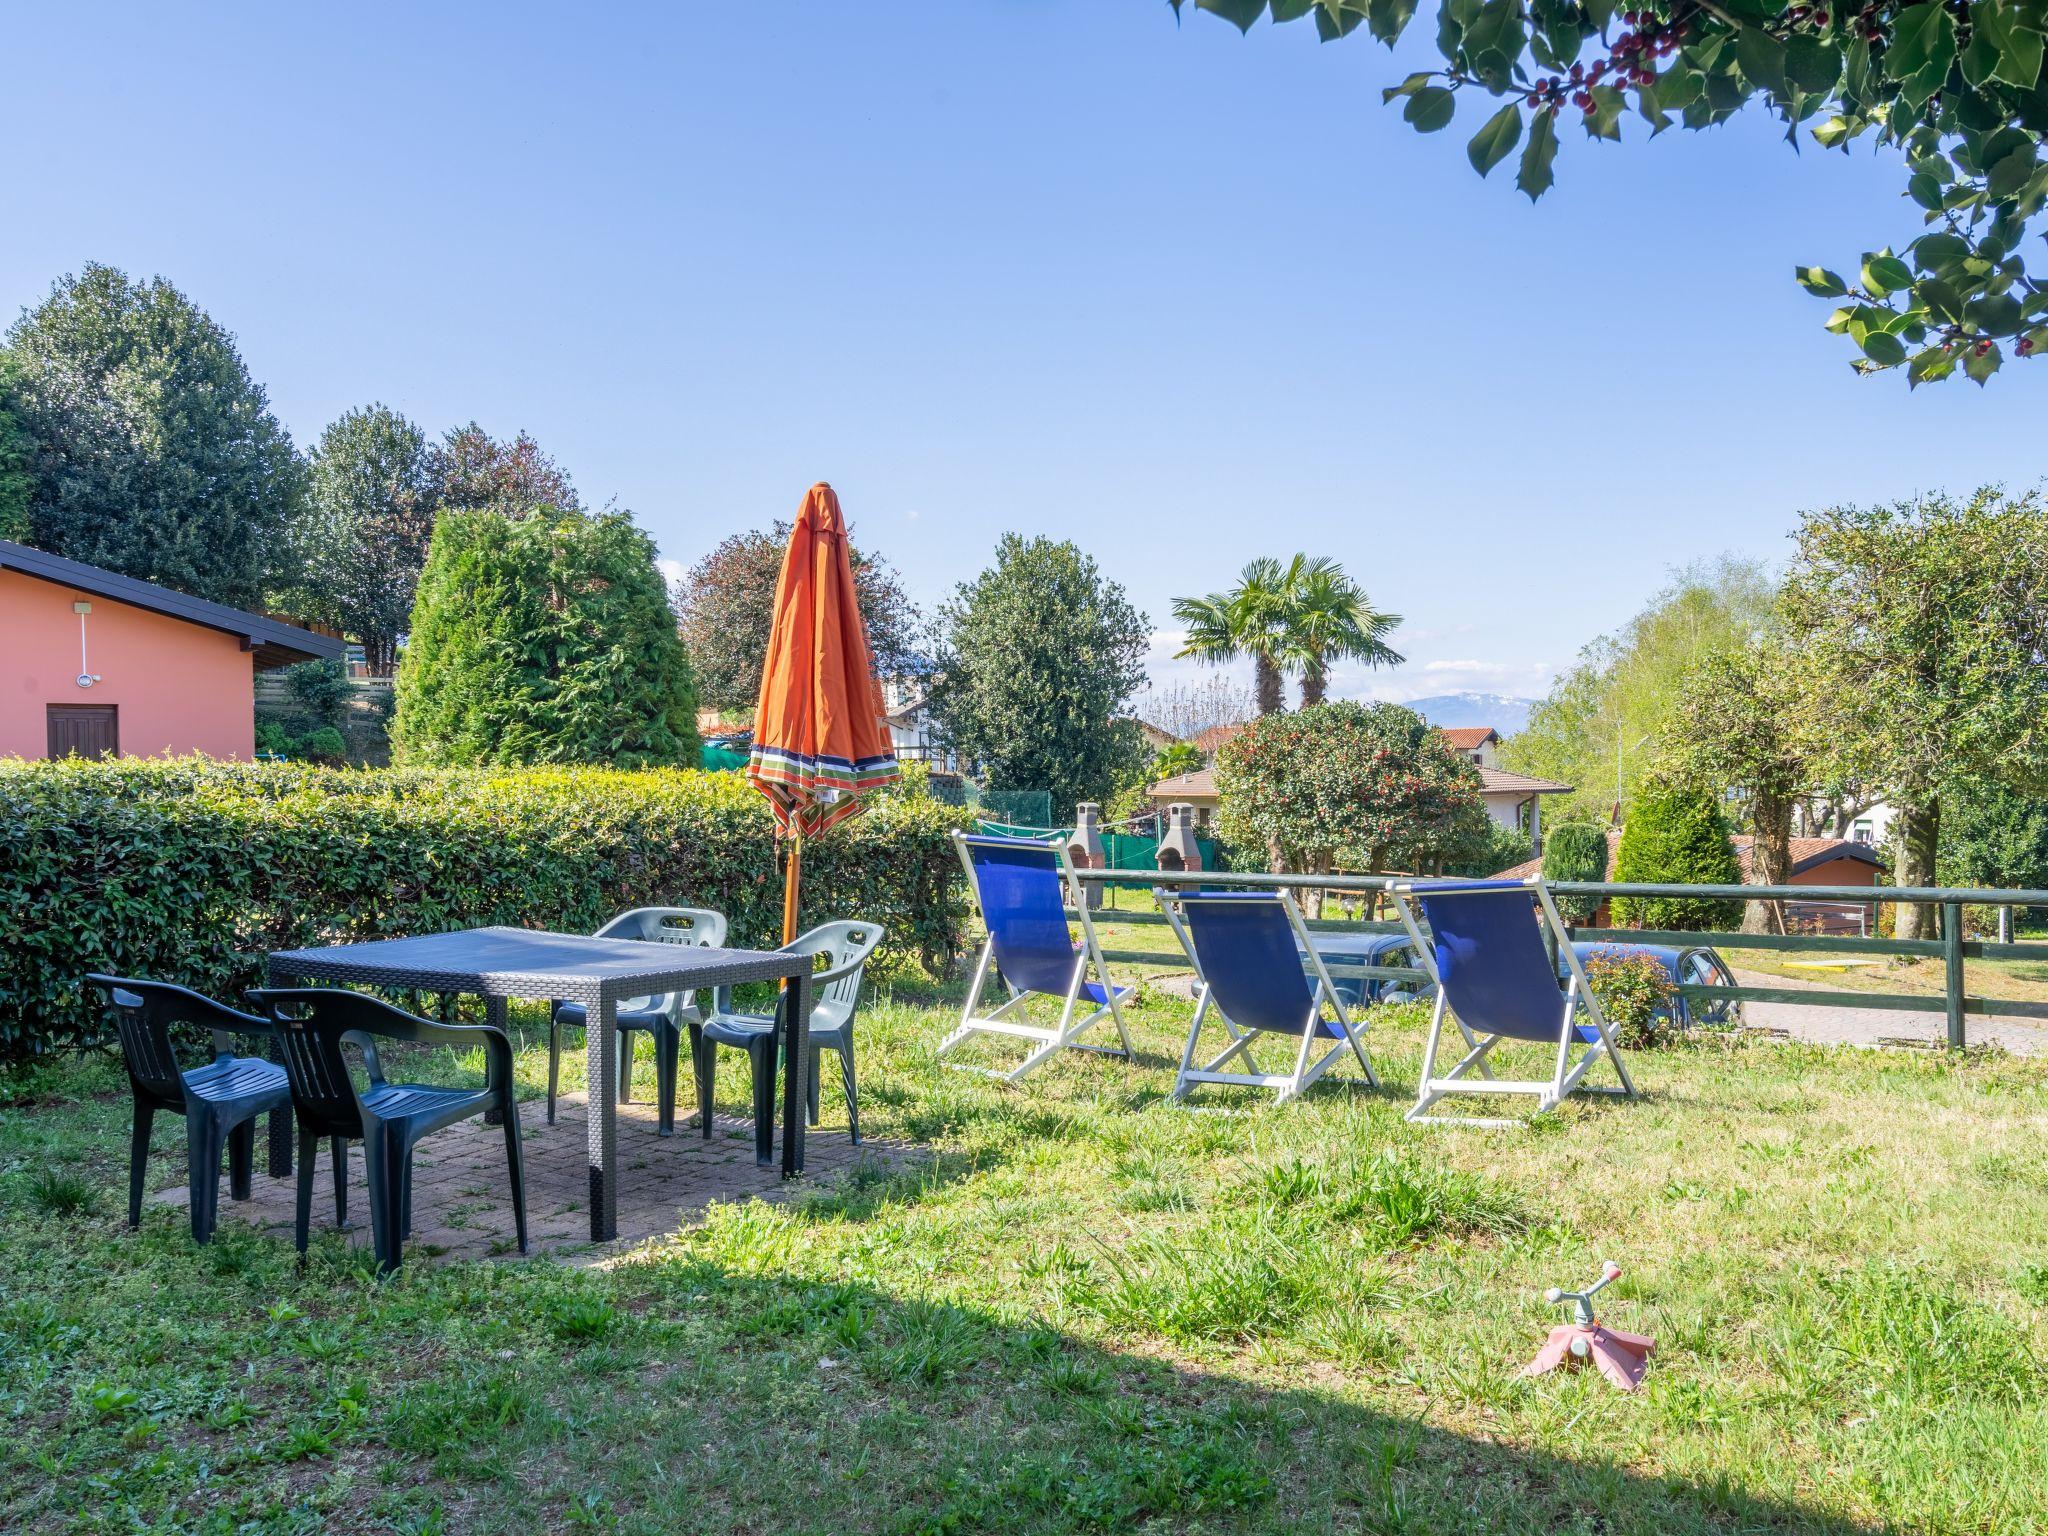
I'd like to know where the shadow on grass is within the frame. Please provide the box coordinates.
[580,1257,1876,1536]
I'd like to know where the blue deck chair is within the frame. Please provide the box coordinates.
[1156,890,1377,1103]
[1391,877,1637,1127]
[939,832,1133,1081]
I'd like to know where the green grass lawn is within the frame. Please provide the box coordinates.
[5,979,2048,1534]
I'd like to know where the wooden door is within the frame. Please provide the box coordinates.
[46,704,118,759]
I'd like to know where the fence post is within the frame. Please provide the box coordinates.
[1943,901,1966,1049]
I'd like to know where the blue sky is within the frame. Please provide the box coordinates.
[6,2,2039,711]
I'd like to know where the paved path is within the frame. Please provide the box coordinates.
[1731,967,2046,1056]
[152,1091,919,1266]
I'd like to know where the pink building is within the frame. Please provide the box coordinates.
[1,540,343,761]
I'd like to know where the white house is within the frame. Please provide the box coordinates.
[1440,726,1502,768]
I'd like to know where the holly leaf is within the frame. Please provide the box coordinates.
[1887,2,1958,106]
[1861,252,1915,294]
[1862,331,1908,365]
[1907,344,1958,386]
[1785,35,1844,94]
[1315,1,1369,39]
[1975,0,2048,89]
[1518,107,1559,199]
[1796,265,1850,296]
[1579,84,1622,139]
[1466,101,1524,174]
[1270,0,1318,18]
[1382,71,1434,102]
[1462,0,1525,87]
[1366,0,1418,44]
[1965,340,2005,383]
[1198,0,1270,32]
[1734,32,1789,95]
[1405,85,1457,131]
[1986,142,2040,200]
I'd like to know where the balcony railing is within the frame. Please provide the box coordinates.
[1068,868,2048,1050]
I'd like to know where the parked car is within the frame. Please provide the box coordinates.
[1570,942,1743,1030]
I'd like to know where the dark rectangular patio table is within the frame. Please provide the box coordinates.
[264,927,812,1241]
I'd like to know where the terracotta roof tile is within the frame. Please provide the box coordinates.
[1440,727,1499,750]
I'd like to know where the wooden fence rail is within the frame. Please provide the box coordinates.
[1069,868,2048,1048]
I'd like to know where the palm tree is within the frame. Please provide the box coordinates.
[1172,557,1291,715]
[1173,556,1403,715]
[1278,556,1403,707]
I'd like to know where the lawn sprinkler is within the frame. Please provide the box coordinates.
[1520,1260,1656,1392]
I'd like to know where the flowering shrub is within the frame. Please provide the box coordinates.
[1213,702,1491,874]
[0,759,969,1063]
[1584,953,1678,1050]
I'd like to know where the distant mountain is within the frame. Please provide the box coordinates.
[1403,692,1535,734]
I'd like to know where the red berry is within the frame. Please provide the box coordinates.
[2018,337,2035,355]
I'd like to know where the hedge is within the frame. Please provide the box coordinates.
[0,759,971,1064]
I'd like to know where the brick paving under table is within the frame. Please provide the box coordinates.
[151,1091,919,1265]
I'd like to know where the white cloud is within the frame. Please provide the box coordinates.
[657,557,686,588]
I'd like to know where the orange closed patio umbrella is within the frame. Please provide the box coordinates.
[748,483,899,943]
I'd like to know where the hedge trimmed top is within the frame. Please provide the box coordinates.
[0,760,968,1064]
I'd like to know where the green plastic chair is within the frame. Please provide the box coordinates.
[691,920,885,1158]
[88,975,295,1244]
[248,987,526,1273]
[549,906,727,1135]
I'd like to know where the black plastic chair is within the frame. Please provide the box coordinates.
[691,921,884,1158]
[88,975,295,1244]
[247,987,527,1273]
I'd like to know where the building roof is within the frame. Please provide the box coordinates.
[1494,829,1882,882]
[1121,716,1180,748]
[0,539,345,671]
[1440,726,1500,750]
[1148,768,1218,800]
[1152,760,1577,806]
[1476,766,1573,797]
[1191,722,1245,755]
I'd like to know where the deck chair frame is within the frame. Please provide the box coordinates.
[939,832,1133,1082]
[1157,889,1377,1105]
[1391,876,1637,1129]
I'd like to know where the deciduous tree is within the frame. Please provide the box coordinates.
[285,404,440,674]
[1658,635,1819,931]
[0,360,32,543]
[1781,487,2048,938]
[433,422,581,518]
[1501,556,1777,819]
[1134,676,1258,744]
[1176,1,2048,385]
[676,523,925,713]
[926,535,1150,817]
[2,264,304,606]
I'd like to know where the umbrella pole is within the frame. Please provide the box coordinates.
[781,831,803,946]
